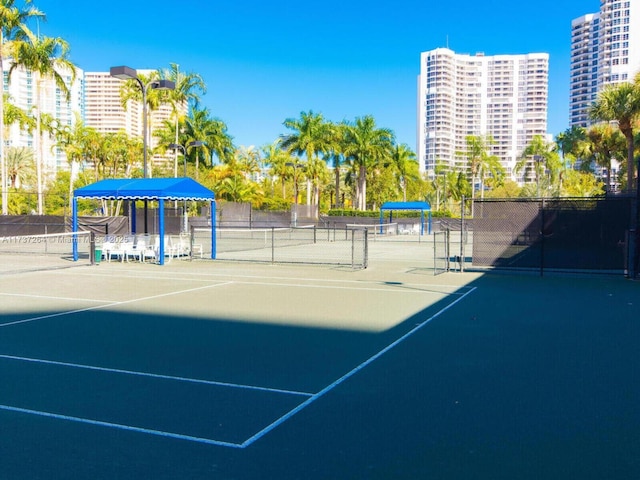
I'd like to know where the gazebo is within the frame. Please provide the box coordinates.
[72,178,216,265]
[380,201,431,235]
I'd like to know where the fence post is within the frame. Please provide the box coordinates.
[540,199,545,277]
[90,231,96,265]
[460,196,465,272]
[363,229,368,269]
[271,227,275,264]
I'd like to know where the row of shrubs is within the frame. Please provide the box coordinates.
[327,209,453,218]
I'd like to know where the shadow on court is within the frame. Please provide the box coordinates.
[0,271,638,480]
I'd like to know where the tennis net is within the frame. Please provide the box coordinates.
[0,231,94,273]
[213,225,316,253]
[193,225,368,268]
[346,223,399,239]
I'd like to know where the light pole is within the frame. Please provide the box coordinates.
[169,141,204,232]
[168,141,204,177]
[110,66,175,233]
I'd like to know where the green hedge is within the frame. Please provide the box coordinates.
[328,208,453,219]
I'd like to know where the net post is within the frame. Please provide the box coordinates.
[90,232,96,265]
[271,227,275,264]
[446,229,450,272]
[363,229,368,269]
[351,228,354,269]
[189,225,194,261]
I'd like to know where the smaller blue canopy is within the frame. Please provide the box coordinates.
[74,178,215,201]
[380,201,431,235]
[381,201,430,211]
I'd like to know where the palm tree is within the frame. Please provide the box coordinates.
[330,122,351,208]
[235,145,261,180]
[182,106,234,179]
[516,135,561,197]
[5,145,34,188]
[580,123,626,192]
[590,82,640,192]
[391,143,417,202]
[280,111,334,206]
[160,63,206,177]
[306,155,331,207]
[263,140,292,198]
[555,125,586,168]
[462,135,496,211]
[343,115,395,210]
[0,0,44,214]
[8,28,76,214]
[3,92,32,146]
[53,114,91,211]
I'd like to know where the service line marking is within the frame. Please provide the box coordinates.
[0,281,233,328]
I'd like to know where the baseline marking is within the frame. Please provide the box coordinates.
[0,404,243,448]
[0,281,233,328]
[241,286,478,448]
[0,354,312,397]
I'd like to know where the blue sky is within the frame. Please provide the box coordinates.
[35,0,591,150]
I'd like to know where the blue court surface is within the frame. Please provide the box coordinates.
[0,252,638,479]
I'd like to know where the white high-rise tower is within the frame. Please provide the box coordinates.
[417,48,548,183]
[570,0,640,127]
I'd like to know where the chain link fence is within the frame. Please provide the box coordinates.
[467,198,633,275]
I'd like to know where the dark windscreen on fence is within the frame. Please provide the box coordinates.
[471,198,632,274]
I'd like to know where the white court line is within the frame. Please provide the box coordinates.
[231,280,461,295]
[0,404,243,449]
[0,282,233,328]
[0,354,312,397]
[0,292,110,304]
[0,279,477,448]
[240,286,478,448]
[71,269,471,293]
[70,270,469,296]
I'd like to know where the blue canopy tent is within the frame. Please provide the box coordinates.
[380,201,431,235]
[72,178,216,265]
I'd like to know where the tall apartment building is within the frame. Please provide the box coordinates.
[84,70,181,173]
[84,72,141,135]
[417,48,548,182]
[3,63,84,174]
[570,0,640,127]
[2,67,182,183]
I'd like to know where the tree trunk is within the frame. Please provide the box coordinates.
[358,164,366,210]
[174,117,180,177]
[626,134,634,193]
[36,76,43,215]
[334,165,341,208]
[0,40,6,215]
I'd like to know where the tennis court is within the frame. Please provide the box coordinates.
[0,240,638,479]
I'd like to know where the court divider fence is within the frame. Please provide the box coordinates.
[466,197,633,276]
[433,229,450,275]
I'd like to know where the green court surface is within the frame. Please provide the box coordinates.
[0,242,638,479]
